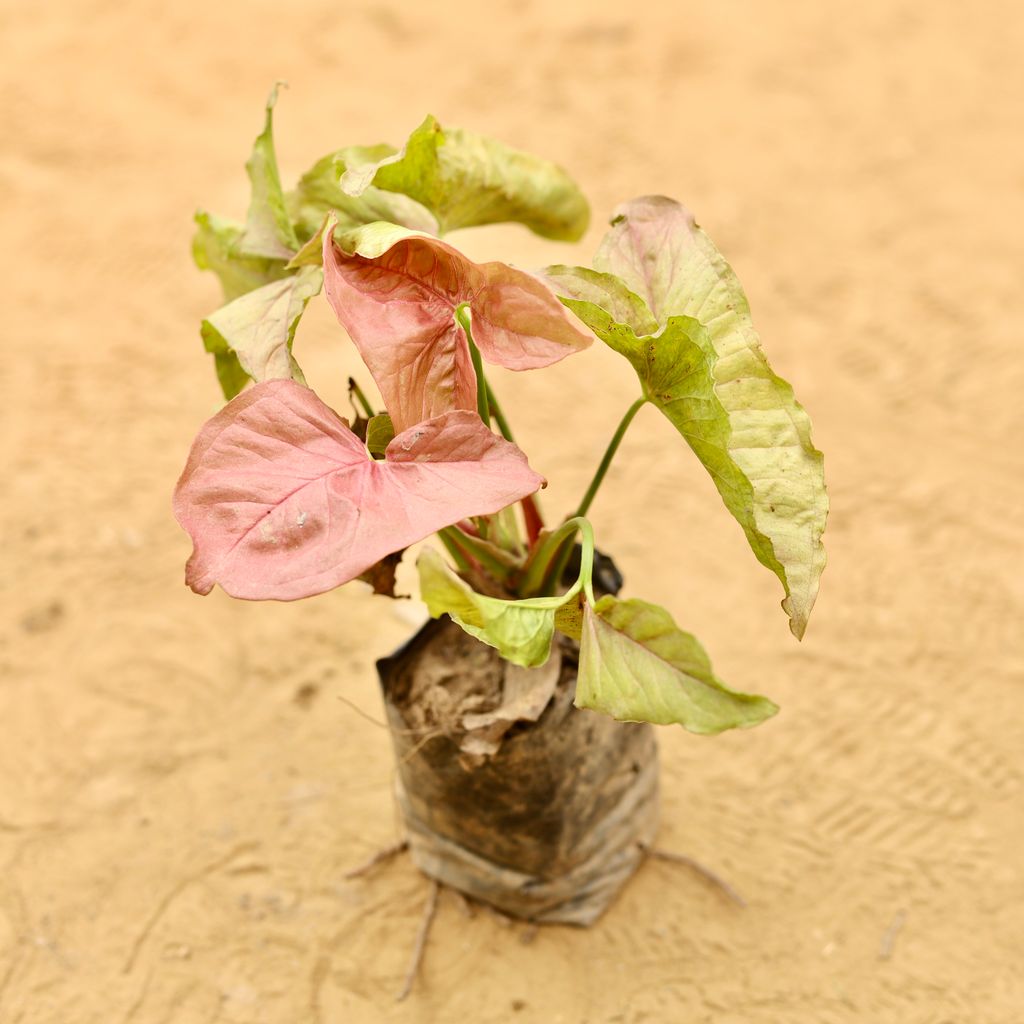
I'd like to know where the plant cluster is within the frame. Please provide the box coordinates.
[174,88,828,734]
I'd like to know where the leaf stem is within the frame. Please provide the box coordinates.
[534,398,646,593]
[457,306,543,541]
[347,377,375,419]
[574,397,647,518]
[575,518,596,605]
[457,305,490,423]
[439,528,475,575]
[484,377,545,540]
[469,339,490,423]
[439,525,517,583]
[485,381,514,442]
[519,516,596,602]
[521,494,544,546]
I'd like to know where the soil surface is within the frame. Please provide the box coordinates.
[3,1,1022,1021]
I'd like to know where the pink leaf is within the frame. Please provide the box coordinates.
[173,379,544,601]
[469,261,594,370]
[322,231,591,432]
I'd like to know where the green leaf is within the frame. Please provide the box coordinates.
[333,219,422,259]
[200,329,250,401]
[286,147,439,241]
[192,210,289,302]
[365,412,395,457]
[577,595,778,733]
[417,547,575,668]
[340,115,590,240]
[199,267,322,400]
[285,213,331,269]
[487,504,524,557]
[235,84,300,260]
[565,299,818,639]
[575,196,828,639]
[544,265,658,335]
[553,590,584,641]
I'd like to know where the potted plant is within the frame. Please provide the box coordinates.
[174,87,828,946]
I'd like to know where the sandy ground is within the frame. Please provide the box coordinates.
[3,1,1023,1021]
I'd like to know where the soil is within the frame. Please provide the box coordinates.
[2,1,1023,1021]
[379,620,658,924]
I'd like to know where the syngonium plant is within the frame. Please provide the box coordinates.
[174,88,828,735]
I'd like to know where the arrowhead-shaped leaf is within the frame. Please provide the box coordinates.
[199,267,322,400]
[173,380,544,601]
[322,225,591,432]
[577,596,778,733]
[191,90,313,398]
[555,196,828,639]
[286,146,439,241]
[562,301,809,625]
[339,115,589,240]
[417,547,575,668]
[235,84,300,260]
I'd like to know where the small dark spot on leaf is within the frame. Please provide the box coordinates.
[511,999,527,1012]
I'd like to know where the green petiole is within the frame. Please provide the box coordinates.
[575,396,647,518]
[518,516,596,602]
[484,379,515,443]
[456,304,490,424]
[456,304,544,544]
[517,400,646,597]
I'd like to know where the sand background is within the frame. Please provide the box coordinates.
[3,1,1023,1021]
